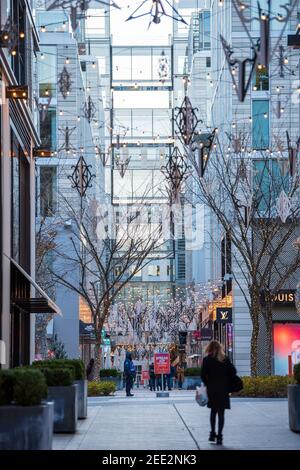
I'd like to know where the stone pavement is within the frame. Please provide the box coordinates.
[53,389,300,450]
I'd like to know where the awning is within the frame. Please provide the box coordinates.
[7,255,62,316]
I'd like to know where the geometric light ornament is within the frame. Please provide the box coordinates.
[68,155,96,198]
[161,146,190,203]
[189,129,217,178]
[126,0,188,28]
[232,0,298,69]
[58,125,76,153]
[82,95,97,123]
[58,66,72,99]
[276,189,291,223]
[45,0,120,12]
[174,96,202,147]
[220,34,257,102]
[158,50,169,84]
[115,154,131,178]
[44,1,120,31]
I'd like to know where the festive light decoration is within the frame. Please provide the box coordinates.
[68,155,95,197]
[232,0,298,69]
[161,146,190,203]
[174,96,202,147]
[58,67,72,99]
[276,189,291,223]
[157,50,169,83]
[45,0,120,12]
[58,125,76,153]
[115,154,131,178]
[220,35,257,102]
[82,95,97,123]
[126,0,188,28]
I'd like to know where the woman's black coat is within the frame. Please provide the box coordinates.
[200,355,237,410]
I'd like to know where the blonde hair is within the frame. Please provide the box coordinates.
[205,340,226,362]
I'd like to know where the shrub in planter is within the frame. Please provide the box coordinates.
[41,367,78,433]
[0,369,53,450]
[88,381,116,396]
[43,368,73,387]
[288,364,300,432]
[32,360,76,382]
[33,360,87,419]
[13,369,47,406]
[239,375,294,398]
[0,370,15,405]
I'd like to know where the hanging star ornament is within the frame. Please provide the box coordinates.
[158,50,169,83]
[174,96,202,147]
[68,155,95,197]
[220,35,257,102]
[83,95,97,123]
[45,1,120,13]
[44,1,120,30]
[276,189,291,223]
[126,0,188,28]
[58,126,76,153]
[115,155,131,178]
[161,146,191,203]
[232,0,298,69]
[58,67,72,99]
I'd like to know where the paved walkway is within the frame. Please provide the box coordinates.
[53,390,300,450]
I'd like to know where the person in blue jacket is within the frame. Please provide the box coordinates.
[123,351,136,397]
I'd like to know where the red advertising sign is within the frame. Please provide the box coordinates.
[142,370,150,381]
[154,353,170,375]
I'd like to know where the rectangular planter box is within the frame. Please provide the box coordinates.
[75,379,87,419]
[182,376,201,390]
[0,402,53,450]
[288,384,300,432]
[48,384,78,433]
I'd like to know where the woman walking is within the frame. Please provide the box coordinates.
[200,340,237,445]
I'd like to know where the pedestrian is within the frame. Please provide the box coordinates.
[177,364,184,389]
[123,351,136,397]
[149,363,156,391]
[86,358,95,381]
[200,340,237,445]
[155,373,162,391]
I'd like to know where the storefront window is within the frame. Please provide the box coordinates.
[11,133,20,263]
[40,166,57,217]
[273,323,300,375]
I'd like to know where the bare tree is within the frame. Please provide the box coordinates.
[189,134,300,375]
[35,217,58,359]
[49,195,170,378]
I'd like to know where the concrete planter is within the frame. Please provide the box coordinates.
[0,402,53,450]
[288,384,300,432]
[182,376,201,390]
[48,384,78,433]
[75,380,87,419]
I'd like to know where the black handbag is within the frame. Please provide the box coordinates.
[229,374,243,393]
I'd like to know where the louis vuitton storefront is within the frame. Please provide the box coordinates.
[258,290,300,376]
